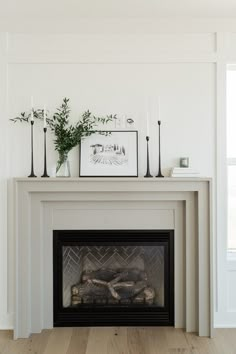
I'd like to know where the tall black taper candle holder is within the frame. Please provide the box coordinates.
[144,136,152,177]
[28,120,37,178]
[41,127,49,178]
[156,120,164,178]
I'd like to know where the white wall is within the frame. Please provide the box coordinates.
[6,32,216,178]
[0,21,235,329]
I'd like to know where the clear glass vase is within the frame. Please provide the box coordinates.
[56,153,71,177]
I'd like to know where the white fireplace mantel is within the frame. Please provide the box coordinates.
[13,177,213,338]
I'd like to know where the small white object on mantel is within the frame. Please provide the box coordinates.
[171,167,200,178]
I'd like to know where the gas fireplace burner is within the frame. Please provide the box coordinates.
[53,230,174,327]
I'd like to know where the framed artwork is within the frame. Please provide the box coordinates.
[79,130,138,177]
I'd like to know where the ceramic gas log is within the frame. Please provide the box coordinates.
[71,268,156,305]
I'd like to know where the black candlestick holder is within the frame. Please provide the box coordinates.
[41,127,49,178]
[144,136,152,178]
[28,120,37,178]
[156,120,164,178]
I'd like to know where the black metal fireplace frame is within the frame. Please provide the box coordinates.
[53,229,174,327]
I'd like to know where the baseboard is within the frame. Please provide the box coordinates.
[214,311,236,328]
[0,312,13,330]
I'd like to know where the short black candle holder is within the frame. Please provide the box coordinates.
[28,120,37,178]
[41,127,49,178]
[144,136,153,178]
[156,120,164,178]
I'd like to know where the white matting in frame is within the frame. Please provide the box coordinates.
[79,130,138,177]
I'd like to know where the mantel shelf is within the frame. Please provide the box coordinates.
[14,176,212,183]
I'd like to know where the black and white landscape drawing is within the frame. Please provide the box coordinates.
[80,131,138,177]
[90,143,128,166]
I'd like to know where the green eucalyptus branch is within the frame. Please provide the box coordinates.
[11,97,117,173]
[10,109,44,123]
[46,98,116,159]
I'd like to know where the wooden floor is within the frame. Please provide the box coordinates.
[0,327,235,354]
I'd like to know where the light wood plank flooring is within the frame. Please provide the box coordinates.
[0,327,235,354]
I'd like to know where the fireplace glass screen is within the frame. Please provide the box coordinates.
[63,245,165,308]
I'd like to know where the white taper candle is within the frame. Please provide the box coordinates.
[146,111,150,136]
[43,105,47,128]
[30,96,34,121]
[158,96,161,120]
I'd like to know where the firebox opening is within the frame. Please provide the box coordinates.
[53,230,174,327]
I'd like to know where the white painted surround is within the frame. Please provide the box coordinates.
[14,177,212,339]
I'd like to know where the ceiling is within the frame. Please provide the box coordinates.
[1,0,236,19]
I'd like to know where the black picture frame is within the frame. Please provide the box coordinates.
[79,130,138,177]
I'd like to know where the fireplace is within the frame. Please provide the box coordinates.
[53,230,174,327]
[14,178,211,338]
